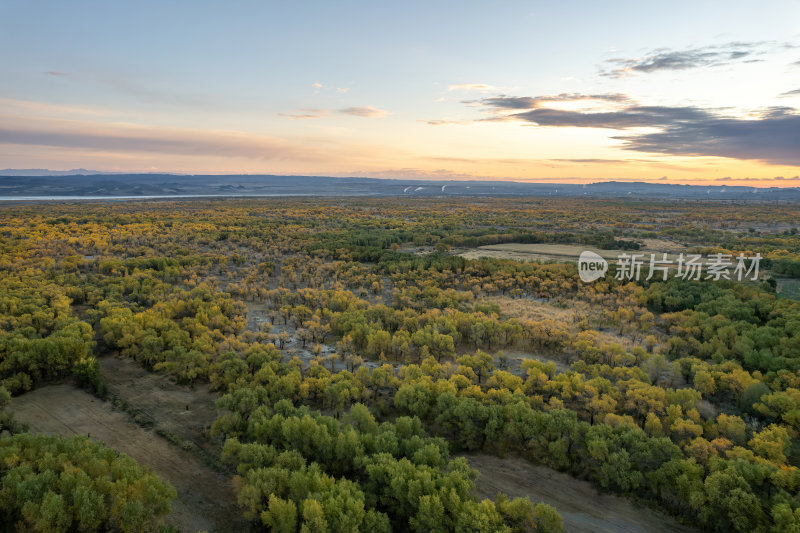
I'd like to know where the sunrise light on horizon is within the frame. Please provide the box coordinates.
[1,1,799,186]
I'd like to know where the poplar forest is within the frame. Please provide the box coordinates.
[3,196,800,533]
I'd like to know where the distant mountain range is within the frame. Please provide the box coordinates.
[0,168,114,176]
[1,172,799,201]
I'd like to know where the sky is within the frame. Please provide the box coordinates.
[1,1,799,186]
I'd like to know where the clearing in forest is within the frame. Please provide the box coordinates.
[8,384,246,533]
[467,454,695,533]
[458,242,684,264]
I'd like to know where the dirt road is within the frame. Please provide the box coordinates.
[9,384,246,533]
[466,453,695,533]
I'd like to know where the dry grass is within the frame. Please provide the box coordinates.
[466,453,694,533]
[485,295,576,323]
[637,238,687,252]
[9,381,245,533]
[458,242,685,263]
[487,295,645,353]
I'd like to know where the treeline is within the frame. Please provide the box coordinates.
[645,278,800,373]
[219,401,562,532]
[0,433,175,532]
[207,344,565,531]
[313,226,641,260]
[394,385,800,533]
[0,274,94,394]
[99,285,248,383]
[770,258,800,279]
[208,342,800,533]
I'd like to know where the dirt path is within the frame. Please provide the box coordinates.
[98,355,220,455]
[465,454,695,533]
[9,384,246,533]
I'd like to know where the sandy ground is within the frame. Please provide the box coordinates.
[466,454,695,533]
[9,383,246,533]
[458,243,685,264]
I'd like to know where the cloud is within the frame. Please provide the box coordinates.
[0,111,417,175]
[546,158,630,164]
[338,106,389,118]
[343,167,479,180]
[475,96,541,110]
[43,71,69,77]
[0,117,326,161]
[543,158,703,171]
[419,119,469,126]
[336,88,349,93]
[447,83,498,92]
[713,176,800,182]
[780,88,800,97]
[615,107,800,165]
[0,97,108,117]
[279,105,390,119]
[502,105,709,129]
[312,82,324,88]
[601,41,773,77]
[279,108,330,119]
[424,155,532,165]
[470,93,800,165]
[477,93,630,110]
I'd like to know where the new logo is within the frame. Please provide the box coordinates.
[578,251,608,282]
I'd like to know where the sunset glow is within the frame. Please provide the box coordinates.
[1,1,798,185]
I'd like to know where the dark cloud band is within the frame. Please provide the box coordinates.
[600,41,776,77]
[472,94,800,165]
[615,109,800,165]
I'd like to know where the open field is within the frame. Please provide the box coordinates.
[485,295,576,323]
[487,295,650,352]
[458,242,687,264]
[8,384,246,533]
[636,238,688,252]
[98,355,220,455]
[458,243,619,263]
[467,454,694,533]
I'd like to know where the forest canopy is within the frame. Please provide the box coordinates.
[2,197,800,532]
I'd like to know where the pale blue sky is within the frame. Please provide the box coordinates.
[1,1,798,183]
